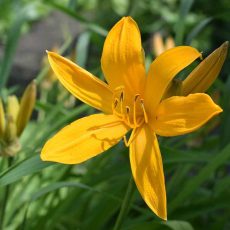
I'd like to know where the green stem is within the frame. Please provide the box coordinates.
[113,177,135,230]
[0,157,13,230]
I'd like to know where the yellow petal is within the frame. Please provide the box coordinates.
[41,113,129,164]
[47,52,113,114]
[101,17,146,95]
[151,93,222,136]
[144,46,201,116]
[182,41,229,95]
[130,124,167,220]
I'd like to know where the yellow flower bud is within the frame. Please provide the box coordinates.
[0,98,6,138]
[165,36,175,50]
[182,41,229,95]
[17,81,37,136]
[4,116,17,143]
[7,95,20,122]
[152,32,165,56]
[152,33,175,56]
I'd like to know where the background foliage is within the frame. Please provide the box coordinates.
[0,0,229,229]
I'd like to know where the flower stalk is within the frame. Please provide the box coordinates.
[0,157,13,229]
[113,177,135,230]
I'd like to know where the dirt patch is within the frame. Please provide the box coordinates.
[2,11,82,87]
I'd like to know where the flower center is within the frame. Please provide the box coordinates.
[112,86,148,129]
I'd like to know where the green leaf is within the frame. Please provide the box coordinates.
[27,181,120,202]
[186,17,213,45]
[0,155,54,186]
[164,220,194,230]
[168,143,230,212]
[76,31,91,68]
[111,0,130,16]
[174,0,194,45]
[123,220,194,230]
[0,11,26,91]
[44,0,108,36]
[220,75,230,148]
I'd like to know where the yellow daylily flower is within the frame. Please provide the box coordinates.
[41,17,223,220]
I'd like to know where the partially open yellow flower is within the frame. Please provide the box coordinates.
[41,17,223,220]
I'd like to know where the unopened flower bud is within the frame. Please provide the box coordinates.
[153,32,165,56]
[182,41,229,95]
[153,33,175,56]
[165,36,175,50]
[0,98,5,138]
[17,81,37,136]
[7,95,19,122]
[5,116,17,143]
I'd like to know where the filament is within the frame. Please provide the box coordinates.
[140,99,148,123]
[119,91,124,115]
[126,106,131,126]
[123,128,137,147]
[133,94,140,127]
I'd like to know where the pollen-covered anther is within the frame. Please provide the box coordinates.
[119,91,124,114]
[113,98,118,109]
[125,106,131,125]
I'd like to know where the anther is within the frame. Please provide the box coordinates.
[140,99,148,123]
[114,99,118,108]
[135,94,140,101]
[119,91,124,114]
[120,91,124,102]
[126,106,131,126]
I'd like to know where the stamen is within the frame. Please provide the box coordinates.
[135,94,140,101]
[119,91,124,114]
[120,91,124,101]
[140,99,148,123]
[133,94,140,127]
[114,86,125,92]
[113,98,118,109]
[123,128,137,147]
[125,106,132,126]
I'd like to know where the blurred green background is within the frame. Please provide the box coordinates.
[0,0,229,229]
